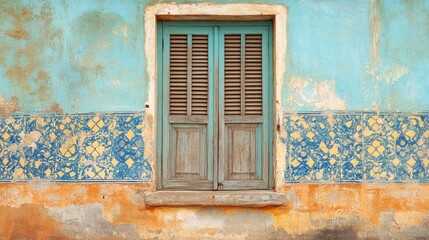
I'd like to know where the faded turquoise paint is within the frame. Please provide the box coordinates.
[283,0,372,110]
[0,0,428,113]
[374,0,429,111]
[0,0,147,113]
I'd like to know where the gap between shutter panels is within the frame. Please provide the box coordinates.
[169,34,208,116]
[224,34,263,116]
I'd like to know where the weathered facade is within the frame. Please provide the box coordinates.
[0,0,429,239]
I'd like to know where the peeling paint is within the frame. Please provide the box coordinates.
[0,2,61,107]
[0,96,19,117]
[47,102,64,114]
[288,76,346,110]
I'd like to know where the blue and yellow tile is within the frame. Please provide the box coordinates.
[336,114,364,182]
[24,116,58,179]
[280,115,291,182]
[285,113,364,182]
[0,116,25,181]
[0,111,428,183]
[55,135,80,180]
[78,114,115,135]
[78,134,113,180]
[112,114,151,181]
[288,114,343,182]
[56,115,79,136]
[363,114,428,182]
[54,115,81,180]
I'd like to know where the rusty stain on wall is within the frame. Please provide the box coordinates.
[0,2,62,108]
[47,102,64,114]
[0,96,19,117]
[0,204,69,239]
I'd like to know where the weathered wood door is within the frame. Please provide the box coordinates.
[159,22,272,190]
[218,28,270,190]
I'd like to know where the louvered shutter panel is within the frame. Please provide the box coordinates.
[169,34,188,115]
[160,23,272,191]
[219,28,270,190]
[162,28,214,190]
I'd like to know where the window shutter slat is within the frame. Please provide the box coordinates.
[224,34,242,116]
[191,35,208,115]
[245,34,263,115]
[169,34,188,116]
[169,34,209,116]
[224,34,263,116]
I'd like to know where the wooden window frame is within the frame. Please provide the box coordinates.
[144,3,288,206]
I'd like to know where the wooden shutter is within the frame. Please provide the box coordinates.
[159,22,272,191]
[162,28,214,190]
[219,28,270,190]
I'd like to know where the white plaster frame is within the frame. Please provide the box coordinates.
[144,3,288,192]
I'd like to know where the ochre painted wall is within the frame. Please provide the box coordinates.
[1,184,429,239]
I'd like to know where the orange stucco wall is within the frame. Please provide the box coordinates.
[1,183,428,239]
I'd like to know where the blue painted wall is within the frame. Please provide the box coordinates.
[1,0,428,113]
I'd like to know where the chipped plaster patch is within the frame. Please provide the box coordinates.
[48,203,140,239]
[0,96,19,117]
[288,76,347,110]
[314,80,347,110]
[0,186,32,207]
[377,64,409,84]
[369,0,381,76]
[275,123,287,191]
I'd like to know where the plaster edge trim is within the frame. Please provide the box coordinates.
[144,3,288,191]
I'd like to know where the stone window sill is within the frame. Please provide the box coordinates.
[144,191,286,207]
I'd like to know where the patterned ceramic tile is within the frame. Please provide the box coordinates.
[55,139,81,181]
[75,114,116,180]
[78,134,113,180]
[112,114,152,180]
[78,114,115,135]
[24,116,59,179]
[280,115,291,182]
[363,114,429,182]
[0,112,428,183]
[0,116,25,181]
[286,114,363,182]
[55,115,80,180]
[337,114,364,182]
